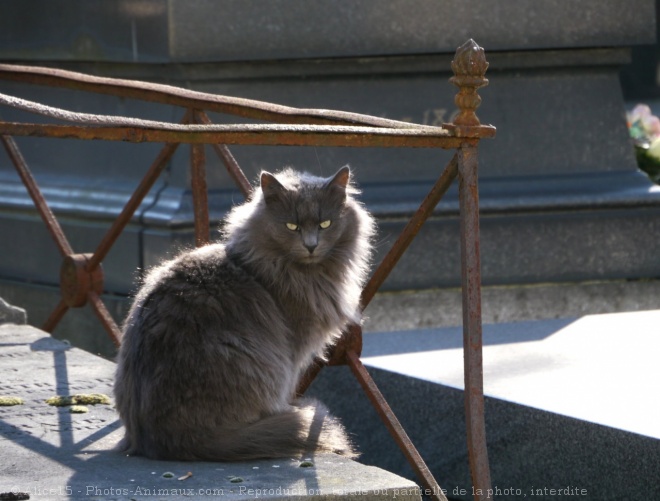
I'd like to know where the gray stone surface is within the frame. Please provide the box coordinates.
[375,203,660,289]
[0,324,421,501]
[364,278,660,332]
[308,310,660,499]
[0,1,654,63]
[0,296,26,325]
[0,279,124,359]
[3,276,660,360]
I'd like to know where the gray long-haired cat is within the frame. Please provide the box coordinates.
[114,166,375,461]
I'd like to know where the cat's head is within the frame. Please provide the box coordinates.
[256,166,359,265]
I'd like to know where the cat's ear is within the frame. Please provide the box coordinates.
[260,171,285,204]
[327,165,351,190]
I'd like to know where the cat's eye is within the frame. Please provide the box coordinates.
[286,223,298,231]
[319,220,332,229]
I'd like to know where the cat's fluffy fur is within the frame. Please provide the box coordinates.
[114,166,375,461]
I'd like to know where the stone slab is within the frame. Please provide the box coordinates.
[363,310,660,439]
[307,310,660,499]
[0,324,421,501]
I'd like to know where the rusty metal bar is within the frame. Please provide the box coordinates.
[346,350,448,501]
[41,299,69,333]
[295,360,325,397]
[194,110,253,197]
[84,112,190,273]
[458,143,491,499]
[190,111,210,247]
[212,143,253,197]
[86,140,180,272]
[0,121,469,149]
[88,292,122,347]
[360,153,459,309]
[449,39,493,500]
[0,84,492,141]
[296,322,363,393]
[1,135,74,257]
[0,63,445,129]
[83,113,190,342]
[0,90,182,129]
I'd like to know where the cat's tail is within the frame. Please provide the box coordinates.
[142,398,357,461]
[204,398,357,461]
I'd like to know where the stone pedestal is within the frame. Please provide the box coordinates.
[0,1,658,349]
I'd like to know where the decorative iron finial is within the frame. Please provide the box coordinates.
[449,39,489,127]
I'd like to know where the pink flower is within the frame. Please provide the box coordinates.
[627,104,660,141]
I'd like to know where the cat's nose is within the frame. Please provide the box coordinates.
[304,243,317,254]
[303,233,318,254]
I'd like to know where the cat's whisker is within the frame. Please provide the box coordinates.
[372,235,392,250]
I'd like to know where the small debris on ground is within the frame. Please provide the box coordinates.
[0,396,23,406]
[178,472,193,481]
[45,393,111,407]
[299,460,314,468]
[69,405,88,413]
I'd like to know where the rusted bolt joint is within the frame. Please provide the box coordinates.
[60,253,103,307]
[327,323,363,366]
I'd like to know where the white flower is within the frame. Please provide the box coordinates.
[648,136,660,161]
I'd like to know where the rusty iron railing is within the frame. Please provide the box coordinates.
[0,39,496,501]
